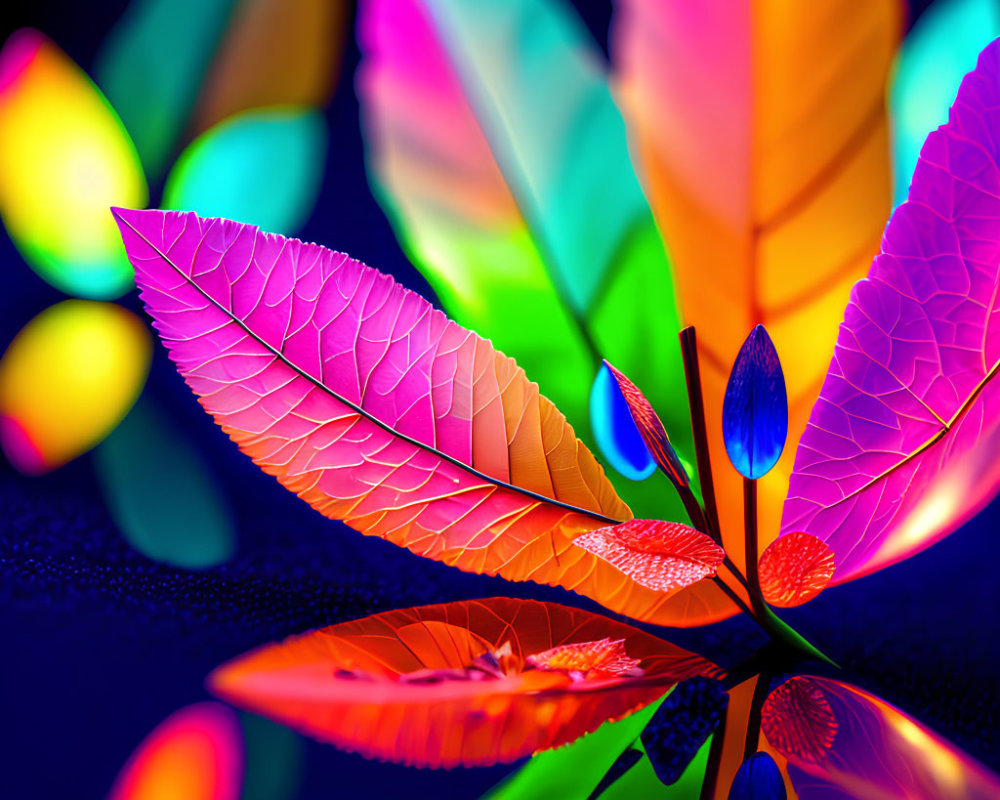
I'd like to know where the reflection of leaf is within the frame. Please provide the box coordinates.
[613,0,901,565]
[163,108,326,235]
[728,752,786,800]
[482,699,665,800]
[209,598,720,767]
[113,208,717,625]
[890,0,1000,207]
[783,41,1000,583]
[108,702,244,800]
[0,30,146,298]
[356,0,693,517]
[94,394,235,569]
[641,677,727,787]
[763,677,1000,799]
[761,676,837,765]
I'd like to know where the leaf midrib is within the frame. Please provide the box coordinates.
[116,211,621,526]
[809,354,1000,511]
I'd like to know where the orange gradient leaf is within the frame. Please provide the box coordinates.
[114,208,722,627]
[574,519,724,593]
[612,0,902,566]
[208,598,720,767]
[758,531,835,608]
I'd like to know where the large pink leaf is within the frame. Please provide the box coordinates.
[762,676,1000,798]
[208,598,721,767]
[112,208,719,625]
[781,39,1000,582]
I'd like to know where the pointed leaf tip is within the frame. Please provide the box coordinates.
[574,519,724,593]
[758,532,835,607]
[601,360,690,489]
[722,325,787,479]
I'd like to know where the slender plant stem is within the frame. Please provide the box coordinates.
[679,327,723,544]
[677,327,836,667]
[677,486,709,534]
[712,576,755,620]
[742,477,768,619]
[722,556,750,592]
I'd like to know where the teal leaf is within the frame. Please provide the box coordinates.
[890,0,1000,207]
[94,395,236,570]
[94,0,239,178]
[163,108,326,235]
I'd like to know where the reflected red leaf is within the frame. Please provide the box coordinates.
[763,676,1000,798]
[208,598,720,767]
[574,519,724,593]
[758,531,835,607]
[761,676,838,765]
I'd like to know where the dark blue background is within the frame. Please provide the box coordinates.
[2,1,997,798]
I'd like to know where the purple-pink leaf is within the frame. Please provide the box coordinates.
[762,676,1000,798]
[781,39,1000,583]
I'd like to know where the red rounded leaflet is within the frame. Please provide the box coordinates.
[573,519,724,593]
[722,325,787,479]
[207,598,720,768]
[757,531,835,607]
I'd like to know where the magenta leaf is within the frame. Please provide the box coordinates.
[782,39,1000,582]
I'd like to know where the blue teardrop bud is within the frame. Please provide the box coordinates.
[722,325,788,479]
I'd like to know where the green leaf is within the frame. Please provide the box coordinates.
[358,0,692,520]
[94,395,236,570]
[94,0,238,177]
[482,700,664,800]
